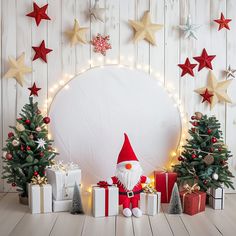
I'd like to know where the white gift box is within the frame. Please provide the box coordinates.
[29,184,52,214]
[53,199,72,212]
[209,187,225,210]
[140,192,161,216]
[92,185,119,217]
[46,168,81,201]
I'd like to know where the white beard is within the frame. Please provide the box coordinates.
[115,163,143,191]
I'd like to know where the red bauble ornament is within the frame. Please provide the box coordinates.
[43,117,50,124]
[210,147,214,152]
[12,183,16,187]
[191,128,196,133]
[191,116,196,120]
[214,13,231,31]
[192,121,199,127]
[26,146,31,151]
[28,82,41,97]
[211,137,217,143]
[193,48,216,71]
[178,156,183,161]
[8,132,14,138]
[192,154,197,159]
[178,58,197,77]
[21,145,24,151]
[207,129,212,134]
[17,118,22,120]
[25,119,31,125]
[26,2,51,26]
[203,180,208,185]
[34,171,38,176]
[39,152,44,157]
[218,147,222,152]
[6,153,13,160]
[32,40,53,63]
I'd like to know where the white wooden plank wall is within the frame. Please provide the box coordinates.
[0,0,236,192]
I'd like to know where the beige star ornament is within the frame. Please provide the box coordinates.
[195,71,232,109]
[66,19,89,45]
[129,11,163,45]
[4,53,32,87]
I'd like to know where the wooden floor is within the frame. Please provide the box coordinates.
[1,193,236,236]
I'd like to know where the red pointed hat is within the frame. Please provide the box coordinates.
[117,133,139,164]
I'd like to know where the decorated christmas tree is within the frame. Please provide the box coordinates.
[2,83,57,198]
[173,112,234,191]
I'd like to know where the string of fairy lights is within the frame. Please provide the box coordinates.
[43,56,189,177]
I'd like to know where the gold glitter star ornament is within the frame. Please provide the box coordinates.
[4,53,32,87]
[66,19,89,45]
[129,11,163,45]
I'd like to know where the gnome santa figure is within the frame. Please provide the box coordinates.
[107,133,150,217]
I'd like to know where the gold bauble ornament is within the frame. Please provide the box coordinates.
[195,112,203,120]
[16,122,25,132]
[203,154,214,165]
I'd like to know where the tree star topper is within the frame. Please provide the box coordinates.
[35,138,46,149]
[193,48,216,71]
[32,40,53,63]
[225,65,236,78]
[195,71,232,109]
[26,2,51,26]
[66,19,89,45]
[129,11,163,45]
[178,58,197,77]
[89,0,105,23]
[28,82,41,96]
[179,15,201,40]
[214,12,231,31]
[91,33,111,56]
[4,53,32,87]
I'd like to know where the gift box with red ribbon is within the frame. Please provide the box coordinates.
[154,171,177,203]
[180,184,206,216]
[92,181,119,217]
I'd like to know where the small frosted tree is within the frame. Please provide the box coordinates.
[71,183,84,214]
[168,183,182,214]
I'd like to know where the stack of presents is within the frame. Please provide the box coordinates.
[27,134,225,216]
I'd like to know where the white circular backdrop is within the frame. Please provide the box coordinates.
[49,66,181,188]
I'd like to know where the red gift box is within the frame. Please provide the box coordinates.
[154,171,177,203]
[180,190,206,215]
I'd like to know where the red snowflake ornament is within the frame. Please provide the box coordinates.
[91,34,111,56]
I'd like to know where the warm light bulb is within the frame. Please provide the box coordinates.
[171,151,177,157]
[64,85,69,90]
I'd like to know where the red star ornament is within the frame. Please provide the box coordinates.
[214,13,231,31]
[200,89,214,104]
[26,2,51,26]
[178,58,197,77]
[32,40,52,63]
[193,48,216,71]
[28,82,41,96]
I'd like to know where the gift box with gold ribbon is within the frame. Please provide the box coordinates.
[28,175,52,214]
[140,184,161,216]
[180,183,206,216]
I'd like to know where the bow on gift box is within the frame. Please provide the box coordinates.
[183,183,200,194]
[31,175,48,186]
[97,181,111,188]
[143,184,157,194]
